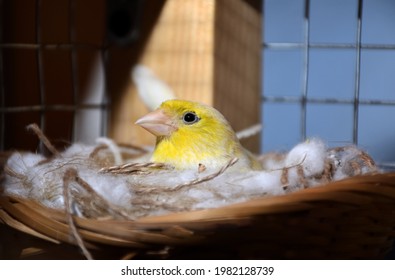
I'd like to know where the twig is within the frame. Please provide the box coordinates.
[271,153,307,172]
[3,165,26,180]
[95,137,123,165]
[173,158,239,190]
[135,157,239,194]
[99,162,172,174]
[88,144,108,159]
[27,123,59,156]
[63,168,93,260]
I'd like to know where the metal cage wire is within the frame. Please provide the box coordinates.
[262,0,395,170]
[0,0,110,151]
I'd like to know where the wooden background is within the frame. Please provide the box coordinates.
[1,0,262,153]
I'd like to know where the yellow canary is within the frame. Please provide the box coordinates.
[135,99,262,170]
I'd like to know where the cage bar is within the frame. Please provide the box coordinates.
[300,0,310,141]
[352,0,363,145]
[36,0,46,152]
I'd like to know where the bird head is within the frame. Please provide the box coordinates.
[135,99,242,169]
[135,99,237,141]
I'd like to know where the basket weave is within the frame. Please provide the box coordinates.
[1,172,395,259]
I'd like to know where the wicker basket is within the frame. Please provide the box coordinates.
[1,171,395,260]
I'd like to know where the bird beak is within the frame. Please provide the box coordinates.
[135,109,177,136]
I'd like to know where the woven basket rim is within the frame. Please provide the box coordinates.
[2,172,395,222]
[1,172,395,254]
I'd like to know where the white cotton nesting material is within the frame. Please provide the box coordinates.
[4,152,46,198]
[188,170,285,209]
[283,138,327,191]
[3,144,134,211]
[285,138,327,176]
[2,138,378,219]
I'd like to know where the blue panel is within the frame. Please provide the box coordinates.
[358,105,395,162]
[263,0,305,43]
[261,0,395,171]
[263,49,304,97]
[310,0,358,44]
[308,49,356,99]
[362,0,395,44]
[261,103,301,152]
[306,104,353,146]
[360,50,395,101]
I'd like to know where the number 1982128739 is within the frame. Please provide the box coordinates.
[214,267,274,276]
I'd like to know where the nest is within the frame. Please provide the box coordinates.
[1,124,395,260]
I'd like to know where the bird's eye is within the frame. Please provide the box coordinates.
[182,112,200,124]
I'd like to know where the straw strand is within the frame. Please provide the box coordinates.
[62,168,93,260]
